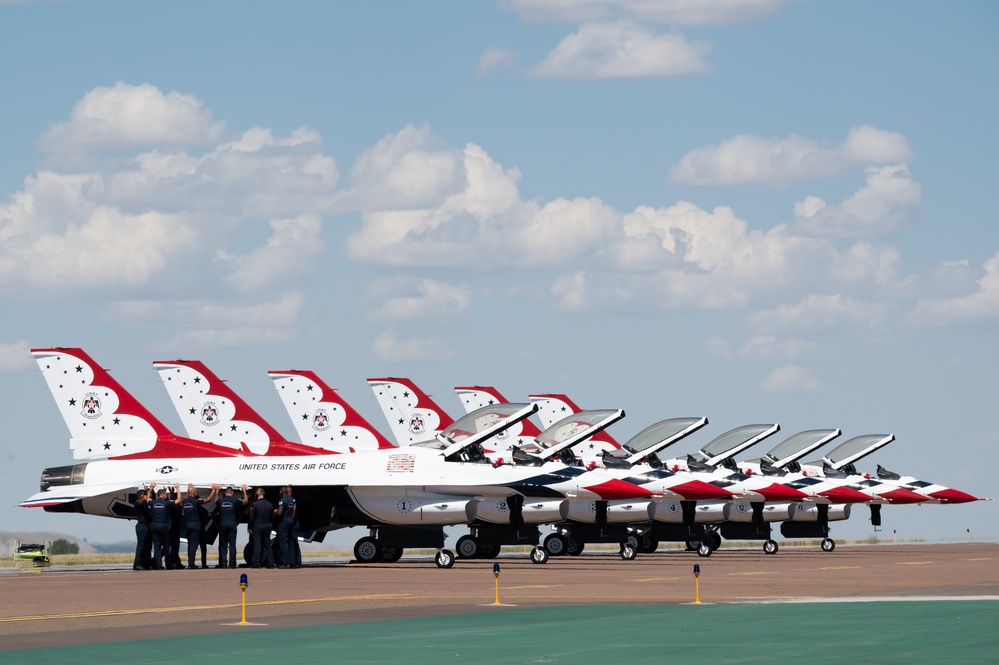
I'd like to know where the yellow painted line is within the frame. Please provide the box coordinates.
[625,577,684,583]
[965,558,992,561]
[820,566,862,570]
[503,585,562,590]
[727,571,778,576]
[0,593,410,624]
[896,562,934,565]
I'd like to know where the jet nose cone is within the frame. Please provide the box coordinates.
[754,483,809,501]
[818,486,872,503]
[584,478,655,500]
[877,487,927,504]
[928,488,979,503]
[670,480,733,501]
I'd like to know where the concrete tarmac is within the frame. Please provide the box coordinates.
[2,542,997,650]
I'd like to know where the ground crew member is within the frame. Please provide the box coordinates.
[216,484,248,568]
[181,483,218,569]
[148,483,181,570]
[132,488,152,570]
[248,488,275,568]
[168,486,183,570]
[276,485,297,568]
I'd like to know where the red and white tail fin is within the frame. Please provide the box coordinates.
[454,385,543,449]
[154,360,287,455]
[32,348,242,461]
[530,392,622,456]
[368,377,454,446]
[153,360,332,457]
[269,370,396,453]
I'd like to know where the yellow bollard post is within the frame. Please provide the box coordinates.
[493,563,501,605]
[693,564,701,604]
[240,573,249,624]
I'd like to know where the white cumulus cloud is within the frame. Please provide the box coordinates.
[668,126,914,187]
[364,277,473,323]
[39,82,225,153]
[791,165,922,239]
[530,22,711,79]
[909,252,999,326]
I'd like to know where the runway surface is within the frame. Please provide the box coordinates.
[2,542,997,653]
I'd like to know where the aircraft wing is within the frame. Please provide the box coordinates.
[19,482,137,508]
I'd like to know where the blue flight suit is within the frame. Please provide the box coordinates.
[169,501,182,569]
[181,494,204,568]
[132,496,152,570]
[217,494,242,568]
[248,496,274,568]
[149,496,173,569]
[277,494,297,567]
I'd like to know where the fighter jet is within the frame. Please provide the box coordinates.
[21,349,654,567]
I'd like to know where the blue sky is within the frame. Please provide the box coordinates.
[1,0,996,546]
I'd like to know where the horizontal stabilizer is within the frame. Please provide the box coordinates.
[20,482,136,508]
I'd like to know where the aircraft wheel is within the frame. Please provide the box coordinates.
[435,549,456,569]
[707,531,722,551]
[353,537,382,563]
[566,540,584,556]
[480,543,500,559]
[763,539,779,555]
[381,546,403,563]
[821,538,836,552]
[456,535,480,559]
[624,534,640,551]
[697,543,713,557]
[543,533,567,556]
[530,546,549,564]
[685,540,700,552]
[243,541,253,565]
[639,537,659,554]
[620,544,637,561]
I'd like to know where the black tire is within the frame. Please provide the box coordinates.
[821,538,836,552]
[763,539,779,555]
[530,546,549,564]
[381,547,403,563]
[566,540,584,556]
[435,549,456,569]
[639,537,659,554]
[243,541,253,565]
[480,543,500,559]
[697,543,712,557]
[456,535,480,559]
[543,533,567,556]
[620,544,637,561]
[353,537,381,563]
[685,540,699,552]
[624,534,640,551]
[708,531,722,551]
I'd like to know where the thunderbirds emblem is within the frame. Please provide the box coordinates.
[408,414,425,435]
[200,402,219,426]
[312,409,330,431]
[81,393,102,419]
